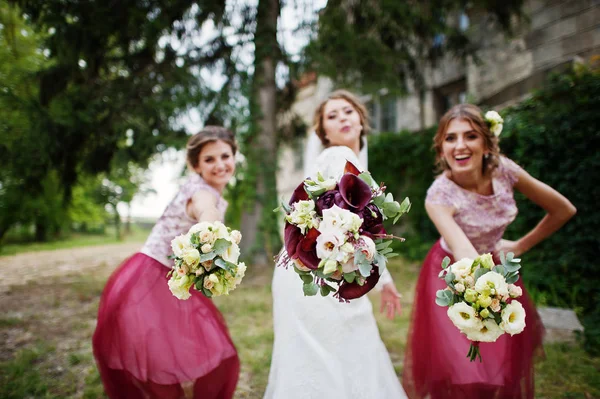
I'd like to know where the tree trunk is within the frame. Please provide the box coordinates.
[240,0,281,266]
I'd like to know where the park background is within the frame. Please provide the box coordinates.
[1,0,599,397]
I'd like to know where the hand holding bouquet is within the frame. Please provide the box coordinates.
[168,221,246,300]
[436,252,526,361]
[278,161,410,302]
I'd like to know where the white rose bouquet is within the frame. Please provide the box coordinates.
[167,221,246,300]
[278,161,410,301]
[436,252,525,362]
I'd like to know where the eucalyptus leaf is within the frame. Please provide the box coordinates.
[212,238,231,255]
[303,282,319,296]
[386,253,399,258]
[506,252,514,262]
[505,274,520,284]
[344,272,356,283]
[202,287,213,298]
[444,271,456,285]
[358,172,376,188]
[435,289,453,306]
[374,253,387,270]
[504,263,521,273]
[373,195,385,207]
[200,252,217,262]
[400,197,411,213]
[500,251,506,265]
[214,258,236,271]
[358,261,372,277]
[442,256,451,269]
[300,274,314,284]
[474,267,490,282]
[494,265,506,276]
[320,284,331,297]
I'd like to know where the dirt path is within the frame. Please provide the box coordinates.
[0,242,142,293]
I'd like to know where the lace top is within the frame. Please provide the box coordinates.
[141,174,228,267]
[426,156,522,255]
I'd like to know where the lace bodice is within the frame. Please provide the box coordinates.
[141,174,228,267]
[426,156,522,254]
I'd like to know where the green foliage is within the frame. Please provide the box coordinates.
[368,127,439,259]
[305,0,526,94]
[500,65,600,354]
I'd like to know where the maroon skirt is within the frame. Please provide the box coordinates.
[402,240,544,399]
[93,253,239,399]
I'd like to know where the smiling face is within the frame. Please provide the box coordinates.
[441,118,489,176]
[193,140,235,191]
[322,98,363,150]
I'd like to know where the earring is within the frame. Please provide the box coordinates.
[484,153,490,159]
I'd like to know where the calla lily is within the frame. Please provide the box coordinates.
[336,266,381,300]
[289,181,309,205]
[284,223,301,258]
[344,160,361,176]
[295,228,320,269]
[339,174,372,210]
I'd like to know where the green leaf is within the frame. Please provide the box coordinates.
[373,195,385,208]
[444,271,456,285]
[358,172,377,188]
[442,256,451,269]
[344,272,356,283]
[202,286,213,298]
[385,253,399,258]
[200,252,217,262]
[435,289,453,306]
[300,274,314,284]
[214,257,236,271]
[195,279,203,291]
[505,273,520,284]
[303,282,319,296]
[358,261,372,277]
[474,267,490,282]
[376,240,393,251]
[399,197,411,213]
[212,238,231,255]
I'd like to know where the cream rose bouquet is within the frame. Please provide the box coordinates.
[167,221,246,300]
[436,252,525,361]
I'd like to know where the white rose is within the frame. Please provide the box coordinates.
[447,302,483,332]
[508,284,523,298]
[465,319,505,342]
[500,301,526,335]
[222,242,241,264]
[475,271,509,297]
[357,235,377,261]
[230,230,242,245]
[490,298,501,312]
[454,283,466,293]
[182,248,200,267]
[341,258,358,273]
[485,111,504,137]
[171,234,191,258]
[199,230,216,245]
[450,258,474,279]
[464,275,475,287]
[202,260,214,271]
[204,273,219,290]
[201,243,213,254]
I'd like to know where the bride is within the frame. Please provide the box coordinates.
[264,90,407,398]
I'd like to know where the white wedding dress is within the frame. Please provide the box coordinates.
[264,144,407,399]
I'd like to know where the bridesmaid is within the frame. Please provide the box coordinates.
[93,126,240,399]
[402,104,576,399]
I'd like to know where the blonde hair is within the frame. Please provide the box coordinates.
[186,126,237,169]
[433,104,500,175]
[313,90,370,150]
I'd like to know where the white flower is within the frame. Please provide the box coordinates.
[204,273,218,290]
[168,274,193,300]
[201,243,213,254]
[189,222,212,235]
[490,298,501,312]
[222,242,240,264]
[199,230,216,245]
[212,222,229,240]
[304,172,337,195]
[230,230,242,245]
[478,253,495,269]
[508,284,523,298]
[320,205,362,233]
[171,234,191,258]
[454,283,466,293]
[357,235,377,261]
[321,259,338,275]
[450,258,474,279]
[182,248,200,267]
[233,262,247,286]
[464,275,475,287]
[447,302,483,332]
[341,258,358,273]
[485,110,504,137]
[286,200,319,234]
[501,301,526,335]
[475,271,509,297]
[315,228,346,260]
[466,319,505,342]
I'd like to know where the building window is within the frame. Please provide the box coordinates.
[380,95,396,132]
[434,79,467,119]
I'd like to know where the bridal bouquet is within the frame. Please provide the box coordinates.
[278,161,410,301]
[436,252,526,361]
[167,221,246,300]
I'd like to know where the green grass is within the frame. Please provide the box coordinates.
[0,255,598,398]
[0,226,149,256]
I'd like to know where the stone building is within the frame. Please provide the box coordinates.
[276,0,600,200]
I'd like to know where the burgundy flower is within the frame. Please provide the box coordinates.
[360,203,386,238]
[295,228,320,269]
[289,181,309,205]
[344,160,361,176]
[338,174,372,211]
[336,267,381,300]
[315,189,347,215]
[284,223,302,258]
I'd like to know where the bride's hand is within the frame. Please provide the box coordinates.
[380,283,402,320]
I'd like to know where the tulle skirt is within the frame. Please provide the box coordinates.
[93,253,239,399]
[402,240,544,399]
